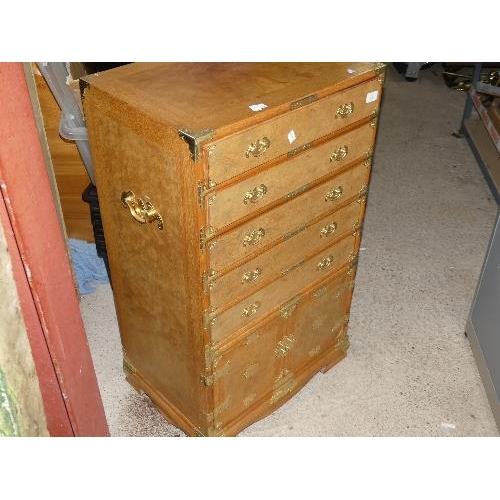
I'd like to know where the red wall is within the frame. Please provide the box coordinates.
[0,62,109,436]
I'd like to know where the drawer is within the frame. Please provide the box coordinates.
[203,77,381,183]
[207,122,375,230]
[208,234,357,344]
[207,159,370,272]
[207,199,362,309]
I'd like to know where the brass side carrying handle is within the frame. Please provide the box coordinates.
[243,184,268,204]
[245,137,271,158]
[330,145,349,162]
[335,102,354,119]
[121,190,164,230]
[324,186,343,202]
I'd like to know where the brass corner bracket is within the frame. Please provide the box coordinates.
[178,128,216,161]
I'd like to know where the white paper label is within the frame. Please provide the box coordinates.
[366,90,378,103]
[440,422,456,429]
[249,103,268,112]
[287,129,297,144]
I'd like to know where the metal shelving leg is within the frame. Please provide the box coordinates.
[459,62,483,134]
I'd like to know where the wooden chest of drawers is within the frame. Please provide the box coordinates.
[82,62,385,436]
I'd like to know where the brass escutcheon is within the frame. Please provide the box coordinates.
[279,297,299,318]
[243,184,268,204]
[243,362,259,380]
[241,268,262,284]
[317,255,335,271]
[330,145,349,162]
[243,228,265,246]
[335,102,354,119]
[325,186,343,202]
[320,221,338,238]
[241,302,261,318]
[274,335,296,357]
[121,190,164,230]
[245,137,271,158]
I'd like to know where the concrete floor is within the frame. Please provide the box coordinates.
[80,64,499,437]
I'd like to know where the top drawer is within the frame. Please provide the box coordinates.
[203,78,381,183]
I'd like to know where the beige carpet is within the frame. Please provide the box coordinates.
[80,64,499,437]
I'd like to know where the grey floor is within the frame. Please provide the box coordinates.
[80,64,499,437]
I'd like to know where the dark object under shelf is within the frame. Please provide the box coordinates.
[82,183,112,284]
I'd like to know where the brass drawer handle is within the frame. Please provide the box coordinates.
[317,255,335,271]
[335,102,354,119]
[320,221,337,238]
[243,228,266,246]
[245,137,271,158]
[241,301,261,318]
[243,184,268,204]
[330,145,349,162]
[325,186,343,202]
[121,190,164,230]
[241,268,262,284]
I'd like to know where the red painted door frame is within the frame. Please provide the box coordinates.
[0,62,108,436]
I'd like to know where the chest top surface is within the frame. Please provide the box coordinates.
[83,62,378,133]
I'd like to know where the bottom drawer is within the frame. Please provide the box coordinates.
[209,232,358,344]
[209,267,354,432]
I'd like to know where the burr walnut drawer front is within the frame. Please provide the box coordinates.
[208,234,357,344]
[207,159,370,272]
[207,199,362,308]
[207,122,375,230]
[203,78,381,183]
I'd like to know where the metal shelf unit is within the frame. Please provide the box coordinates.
[460,63,500,204]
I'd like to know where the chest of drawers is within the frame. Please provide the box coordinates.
[82,62,385,436]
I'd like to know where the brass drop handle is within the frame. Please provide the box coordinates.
[243,228,266,246]
[243,184,268,204]
[245,137,271,158]
[241,302,261,318]
[241,268,262,284]
[320,221,337,238]
[325,186,343,202]
[317,254,335,271]
[335,102,354,119]
[330,145,349,162]
[121,190,164,230]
